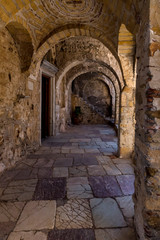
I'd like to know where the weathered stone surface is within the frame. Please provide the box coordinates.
[90,198,127,228]
[33,178,66,200]
[96,156,112,165]
[1,179,37,201]
[116,175,135,195]
[69,166,87,177]
[13,168,38,180]
[0,222,16,240]
[34,158,54,168]
[103,163,121,175]
[14,201,56,231]
[95,228,136,240]
[48,229,95,240]
[0,202,25,222]
[89,176,122,198]
[88,176,108,198]
[53,167,68,177]
[38,168,53,179]
[1,1,160,238]
[54,158,73,167]
[116,196,134,218]
[67,178,93,199]
[7,231,48,240]
[56,199,93,229]
[88,165,105,176]
[0,169,21,187]
[116,163,134,175]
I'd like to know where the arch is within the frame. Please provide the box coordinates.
[6,21,34,72]
[54,60,121,134]
[68,72,116,121]
[54,36,125,89]
[56,59,122,92]
[29,25,124,81]
[65,66,119,123]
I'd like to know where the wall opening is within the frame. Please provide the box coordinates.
[41,75,52,139]
[70,74,113,125]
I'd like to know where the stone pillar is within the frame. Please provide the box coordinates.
[118,24,136,158]
[119,56,136,158]
[134,1,160,239]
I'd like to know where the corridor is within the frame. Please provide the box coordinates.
[0,125,136,240]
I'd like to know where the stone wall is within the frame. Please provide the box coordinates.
[72,74,112,118]
[0,28,40,174]
[71,95,107,125]
[134,1,160,239]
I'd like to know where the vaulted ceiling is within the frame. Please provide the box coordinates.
[0,0,144,49]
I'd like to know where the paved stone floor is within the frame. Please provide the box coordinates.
[0,125,136,240]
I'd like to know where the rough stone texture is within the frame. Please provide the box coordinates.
[95,228,136,240]
[14,201,56,231]
[53,167,68,177]
[116,175,135,195]
[0,1,160,239]
[0,28,36,173]
[88,165,106,176]
[71,94,108,125]
[56,199,93,229]
[1,179,37,201]
[0,202,25,222]
[90,198,127,228]
[71,73,112,124]
[0,222,16,240]
[69,166,87,177]
[8,231,48,240]
[48,229,95,240]
[0,125,136,239]
[134,1,160,239]
[67,177,93,199]
[116,196,134,218]
[33,178,66,200]
[89,176,122,198]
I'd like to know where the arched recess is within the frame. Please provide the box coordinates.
[66,72,116,126]
[55,60,121,134]
[6,21,34,72]
[29,25,124,82]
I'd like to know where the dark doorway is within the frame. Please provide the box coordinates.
[41,75,51,139]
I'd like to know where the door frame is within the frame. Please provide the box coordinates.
[40,60,58,145]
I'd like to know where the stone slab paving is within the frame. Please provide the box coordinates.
[48,229,95,240]
[0,202,25,222]
[87,165,106,176]
[53,167,68,177]
[0,125,136,240]
[89,176,123,198]
[7,231,48,240]
[67,177,93,199]
[116,175,135,195]
[74,154,99,166]
[103,163,122,175]
[54,158,73,167]
[116,163,134,174]
[55,199,93,229]
[90,198,127,228]
[116,196,134,218]
[69,166,88,177]
[38,167,53,179]
[33,178,66,200]
[1,179,37,201]
[95,228,136,240]
[14,201,56,231]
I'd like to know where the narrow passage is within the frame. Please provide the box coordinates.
[0,125,136,240]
